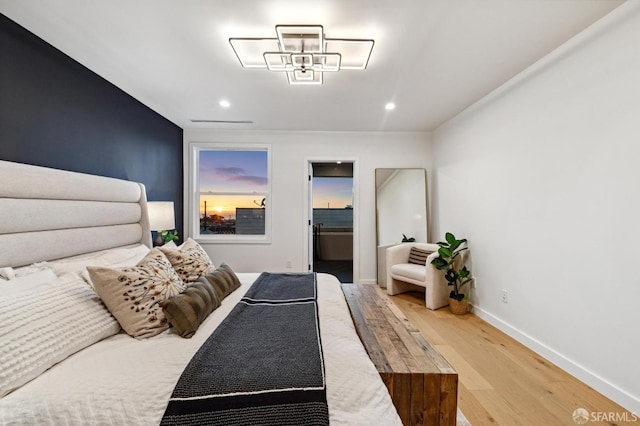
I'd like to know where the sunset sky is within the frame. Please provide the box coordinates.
[199,150,267,218]
[199,151,353,218]
[313,177,353,208]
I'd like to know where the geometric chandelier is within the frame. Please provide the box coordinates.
[229,25,374,85]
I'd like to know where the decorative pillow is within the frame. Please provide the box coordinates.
[408,247,433,265]
[87,248,185,339]
[217,263,241,288]
[80,245,152,289]
[160,279,221,338]
[199,263,241,301]
[0,273,120,398]
[159,238,215,284]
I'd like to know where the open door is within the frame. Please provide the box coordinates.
[309,161,354,283]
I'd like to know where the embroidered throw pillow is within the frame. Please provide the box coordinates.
[160,279,221,338]
[159,238,215,284]
[88,248,185,339]
[199,263,241,301]
[408,247,433,265]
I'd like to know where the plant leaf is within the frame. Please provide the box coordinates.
[445,232,456,245]
[449,291,464,301]
[439,247,452,258]
[445,270,457,283]
[431,257,448,269]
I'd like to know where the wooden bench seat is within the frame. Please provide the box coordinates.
[341,283,458,426]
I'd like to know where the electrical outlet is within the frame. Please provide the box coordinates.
[286,260,292,269]
[501,289,508,303]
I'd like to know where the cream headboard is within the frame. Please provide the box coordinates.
[0,160,152,267]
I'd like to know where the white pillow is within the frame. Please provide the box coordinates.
[162,240,178,248]
[91,244,151,266]
[0,273,121,398]
[1,269,58,295]
[12,262,55,278]
[0,267,15,280]
[49,244,151,276]
[81,245,152,288]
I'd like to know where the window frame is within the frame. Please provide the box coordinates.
[190,143,272,244]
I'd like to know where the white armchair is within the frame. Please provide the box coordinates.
[386,243,449,310]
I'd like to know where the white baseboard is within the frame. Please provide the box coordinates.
[358,278,378,285]
[471,304,640,414]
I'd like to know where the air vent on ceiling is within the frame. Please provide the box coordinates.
[190,119,254,124]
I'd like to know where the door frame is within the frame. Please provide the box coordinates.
[304,157,359,284]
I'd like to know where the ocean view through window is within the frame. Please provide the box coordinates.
[194,145,271,243]
[310,164,354,283]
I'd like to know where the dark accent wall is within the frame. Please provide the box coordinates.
[0,14,183,239]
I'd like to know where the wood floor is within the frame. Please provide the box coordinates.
[381,289,632,426]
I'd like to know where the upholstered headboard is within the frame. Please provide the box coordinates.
[0,160,152,267]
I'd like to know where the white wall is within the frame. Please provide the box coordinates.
[431,2,640,412]
[184,130,431,283]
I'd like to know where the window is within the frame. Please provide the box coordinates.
[192,144,271,243]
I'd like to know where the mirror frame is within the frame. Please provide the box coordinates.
[375,168,429,286]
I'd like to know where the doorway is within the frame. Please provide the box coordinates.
[309,162,354,283]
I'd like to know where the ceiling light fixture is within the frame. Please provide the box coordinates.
[219,99,231,108]
[385,102,396,111]
[229,25,374,85]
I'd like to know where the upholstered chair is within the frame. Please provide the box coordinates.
[386,243,449,310]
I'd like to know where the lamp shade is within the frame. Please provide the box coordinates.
[147,201,175,231]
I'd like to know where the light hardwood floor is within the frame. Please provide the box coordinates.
[380,289,634,426]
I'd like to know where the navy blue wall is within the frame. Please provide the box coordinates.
[0,14,183,239]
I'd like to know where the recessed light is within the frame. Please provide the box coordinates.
[219,100,231,108]
[385,102,396,111]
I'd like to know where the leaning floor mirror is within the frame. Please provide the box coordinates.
[375,168,428,287]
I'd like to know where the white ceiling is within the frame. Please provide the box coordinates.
[0,0,624,132]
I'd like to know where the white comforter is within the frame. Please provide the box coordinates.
[0,273,401,426]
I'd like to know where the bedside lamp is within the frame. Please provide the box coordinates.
[148,201,175,246]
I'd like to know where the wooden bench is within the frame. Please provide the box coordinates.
[341,284,458,426]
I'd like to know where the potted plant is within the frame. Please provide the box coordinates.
[431,232,472,315]
[161,230,179,244]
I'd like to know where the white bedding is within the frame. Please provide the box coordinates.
[0,273,401,426]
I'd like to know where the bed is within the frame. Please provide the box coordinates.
[0,160,402,425]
